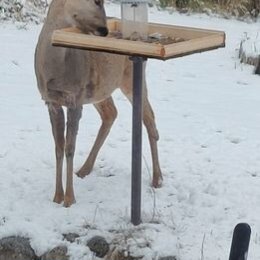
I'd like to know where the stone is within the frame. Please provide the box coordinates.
[105,247,142,260]
[41,246,69,260]
[0,236,37,260]
[62,233,80,243]
[87,236,109,258]
[158,257,177,260]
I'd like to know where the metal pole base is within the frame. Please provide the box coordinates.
[229,223,251,260]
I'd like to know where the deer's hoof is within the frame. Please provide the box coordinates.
[53,193,64,204]
[63,195,76,207]
[76,170,87,179]
[76,168,91,179]
[152,176,163,188]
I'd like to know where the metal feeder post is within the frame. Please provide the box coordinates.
[229,223,251,260]
[130,56,145,225]
[121,0,149,226]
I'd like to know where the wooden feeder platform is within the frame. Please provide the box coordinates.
[52,18,225,60]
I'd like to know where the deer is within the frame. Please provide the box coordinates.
[35,0,163,207]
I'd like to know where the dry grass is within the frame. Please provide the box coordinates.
[158,0,260,18]
[1,0,259,21]
[0,0,48,23]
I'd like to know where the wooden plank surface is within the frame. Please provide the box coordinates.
[164,34,225,57]
[52,30,165,58]
[52,19,225,60]
[111,19,225,40]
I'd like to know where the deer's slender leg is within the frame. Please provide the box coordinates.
[76,97,117,178]
[48,103,65,204]
[64,106,82,207]
[142,96,163,187]
[121,63,163,188]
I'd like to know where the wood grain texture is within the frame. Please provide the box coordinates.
[52,19,225,60]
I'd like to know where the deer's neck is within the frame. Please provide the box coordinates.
[45,0,75,30]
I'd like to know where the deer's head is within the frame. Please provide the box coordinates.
[64,0,108,36]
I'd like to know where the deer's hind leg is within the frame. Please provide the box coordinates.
[48,103,65,204]
[142,96,163,188]
[120,63,163,188]
[76,97,117,178]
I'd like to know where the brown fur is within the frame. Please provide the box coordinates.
[35,0,162,207]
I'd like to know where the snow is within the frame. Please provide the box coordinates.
[1,3,260,259]
[240,31,260,58]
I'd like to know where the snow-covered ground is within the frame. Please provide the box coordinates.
[240,31,260,59]
[1,3,260,259]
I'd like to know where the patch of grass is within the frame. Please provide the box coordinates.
[157,0,260,18]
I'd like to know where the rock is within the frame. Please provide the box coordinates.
[0,236,36,260]
[105,247,143,260]
[62,233,80,243]
[41,246,69,260]
[159,257,177,260]
[87,236,109,258]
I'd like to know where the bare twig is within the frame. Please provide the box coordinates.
[200,234,206,260]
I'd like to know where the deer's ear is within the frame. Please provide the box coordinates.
[94,0,102,6]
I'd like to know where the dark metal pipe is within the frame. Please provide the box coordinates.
[229,223,251,260]
[130,56,145,226]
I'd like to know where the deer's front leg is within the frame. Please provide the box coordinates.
[76,97,117,178]
[48,104,65,204]
[64,106,82,207]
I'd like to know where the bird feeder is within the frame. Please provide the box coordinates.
[52,17,225,226]
[121,0,149,40]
